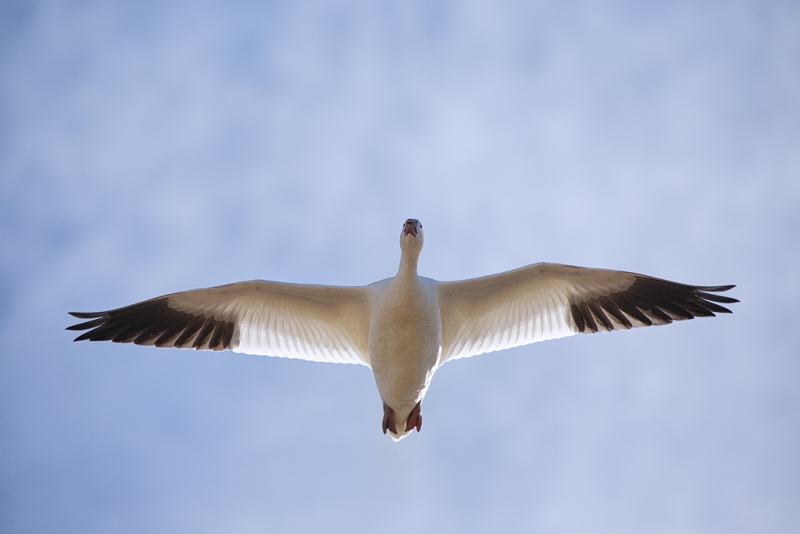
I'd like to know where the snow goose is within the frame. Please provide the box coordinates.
[68,218,738,441]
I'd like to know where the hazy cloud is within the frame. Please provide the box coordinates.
[1,1,798,532]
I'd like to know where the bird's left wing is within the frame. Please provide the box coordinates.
[436,263,737,365]
[68,281,371,366]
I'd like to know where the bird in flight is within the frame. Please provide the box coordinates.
[68,219,738,440]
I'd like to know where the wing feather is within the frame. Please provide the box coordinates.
[68,280,371,366]
[437,263,737,364]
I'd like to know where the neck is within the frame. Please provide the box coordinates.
[398,250,419,276]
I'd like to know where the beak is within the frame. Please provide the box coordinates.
[404,221,417,237]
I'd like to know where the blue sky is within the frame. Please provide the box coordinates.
[1,1,799,532]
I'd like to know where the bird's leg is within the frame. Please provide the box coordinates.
[382,401,397,435]
[405,401,422,433]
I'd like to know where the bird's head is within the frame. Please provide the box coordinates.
[399,218,424,258]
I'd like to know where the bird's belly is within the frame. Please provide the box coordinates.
[368,309,441,410]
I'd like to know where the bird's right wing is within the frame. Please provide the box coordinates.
[68,281,372,366]
[437,263,737,365]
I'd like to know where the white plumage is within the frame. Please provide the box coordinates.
[69,219,737,441]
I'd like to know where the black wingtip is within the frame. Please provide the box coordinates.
[711,296,740,304]
[69,311,108,319]
[67,316,107,332]
[695,284,736,292]
[693,284,736,293]
[694,285,739,305]
[73,331,97,342]
[692,283,739,312]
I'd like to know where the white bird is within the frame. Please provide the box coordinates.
[68,219,738,441]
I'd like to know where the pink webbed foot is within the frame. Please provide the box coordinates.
[405,401,422,433]
[382,401,397,435]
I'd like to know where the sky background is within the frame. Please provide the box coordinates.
[1,1,799,532]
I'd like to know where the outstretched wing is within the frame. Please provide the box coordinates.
[436,263,737,364]
[68,281,371,366]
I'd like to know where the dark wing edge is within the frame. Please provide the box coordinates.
[67,297,235,351]
[569,276,738,335]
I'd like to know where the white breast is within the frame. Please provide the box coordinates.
[367,274,442,415]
